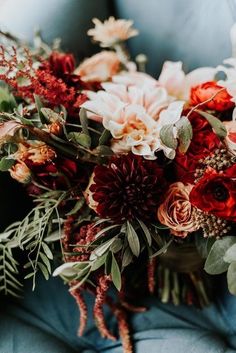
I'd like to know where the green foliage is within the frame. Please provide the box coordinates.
[0,189,67,295]
[196,110,227,139]
[204,236,236,275]
[160,124,177,149]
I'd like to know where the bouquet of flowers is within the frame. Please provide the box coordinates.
[0,17,236,353]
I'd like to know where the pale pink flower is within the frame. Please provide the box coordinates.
[157,182,199,238]
[87,17,138,48]
[75,51,121,82]
[158,61,217,100]
[82,83,183,159]
[112,71,157,87]
[10,162,31,184]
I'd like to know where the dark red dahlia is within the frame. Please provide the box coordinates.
[89,154,166,222]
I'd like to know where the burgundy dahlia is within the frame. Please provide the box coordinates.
[89,154,166,222]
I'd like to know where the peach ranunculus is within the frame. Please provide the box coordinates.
[14,141,56,164]
[223,120,236,155]
[157,182,199,238]
[10,162,31,184]
[87,17,138,48]
[75,51,121,82]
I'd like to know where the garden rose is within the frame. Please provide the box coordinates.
[157,182,198,238]
[190,81,234,112]
[190,168,236,222]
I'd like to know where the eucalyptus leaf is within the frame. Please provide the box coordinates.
[127,221,140,257]
[224,244,236,263]
[196,110,227,139]
[176,116,193,153]
[227,262,236,295]
[204,236,236,275]
[160,124,178,149]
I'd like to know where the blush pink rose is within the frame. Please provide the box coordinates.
[157,182,199,238]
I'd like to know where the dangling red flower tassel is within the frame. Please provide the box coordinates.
[70,288,88,336]
[94,275,116,341]
[113,307,133,353]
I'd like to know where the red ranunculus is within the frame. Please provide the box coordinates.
[190,81,234,112]
[175,112,221,183]
[49,52,75,77]
[190,168,236,221]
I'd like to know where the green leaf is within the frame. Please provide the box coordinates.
[0,157,15,171]
[91,253,106,271]
[122,247,133,267]
[176,116,193,153]
[204,236,236,274]
[111,253,122,291]
[224,244,236,263]
[127,221,140,257]
[196,110,227,139]
[110,238,123,253]
[20,116,34,126]
[195,235,215,259]
[68,132,91,148]
[95,145,114,156]
[41,108,61,123]
[38,262,49,280]
[160,124,177,149]
[34,94,46,123]
[66,198,85,216]
[99,129,111,145]
[227,262,236,295]
[39,252,51,273]
[137,219,152,246]
[79,108,89,135]
[41,242,53,260]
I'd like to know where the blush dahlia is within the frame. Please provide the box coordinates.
[89,154,166,222]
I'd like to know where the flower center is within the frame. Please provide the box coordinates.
[213,184,229,201]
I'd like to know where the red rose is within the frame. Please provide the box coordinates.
[175,112,221,183]
[49,52,75,77]
[189,168,236,221]
[190,81,234,112]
